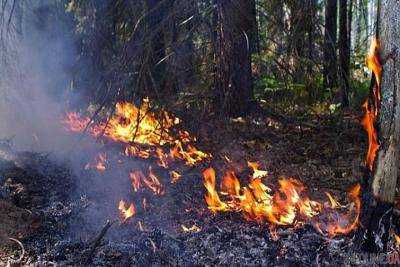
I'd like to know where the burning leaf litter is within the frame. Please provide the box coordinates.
[62,99,211,220]
[47,39,390,264]
[63,96,365,238]
[203,166,361,237]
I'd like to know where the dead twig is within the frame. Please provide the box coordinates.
[83,219,115,264]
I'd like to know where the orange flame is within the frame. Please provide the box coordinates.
[203,167,361,237]
[130,170,144,192]
[84,152,107,172]
[203,168,228,212]
[248,161,268,179]
[130,168,164,195]
[395,234,400,246]
[362,38,382,170]
[143,167,165,195]
[316,184,361,236]
[170,171,182,183]
[63,98,211,167]
[118,200,136,221]
[61,112,91,132]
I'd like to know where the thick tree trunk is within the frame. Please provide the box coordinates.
[323,0,338,90]
[371,1,399,204]
[361,0,399,252]
[214,0,255,117]
[339,0,350,106]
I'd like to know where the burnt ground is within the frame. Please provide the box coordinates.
[1,107,399,266]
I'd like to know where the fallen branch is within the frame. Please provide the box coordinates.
[83,219,115,264]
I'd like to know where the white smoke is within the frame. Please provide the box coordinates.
[0,0,77,152]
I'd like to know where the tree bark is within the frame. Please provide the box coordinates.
[145,0,169,97]
[372,0,399,206]
[361,0,399,252]
[214,0,255,117]
[288,2,306,84]
[323,0,338,90]
[339,0,350,106]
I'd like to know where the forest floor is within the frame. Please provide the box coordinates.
[0,103,399,266]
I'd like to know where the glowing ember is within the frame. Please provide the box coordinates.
[170,171,182,183]
[202,166,361,237]
[84,152,107,172]
[362,37,382,170]
[181,224,201,233]
[118,200,136,221]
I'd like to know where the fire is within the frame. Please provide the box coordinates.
[170,171,181,183]
[203,168,228,212]
[62,112,90,132]
[130,168,164,195]
[395,234,400,246]
[316,184,361,236]
[84,152,107,172]
[63,99,176,145]
[144,167,164,195]
[221,171,241,197]
[62,98,211,216]
[130,170,143,192]
[125,145,151,159]
[63,98,211,168]
[118,200,136,221]
[362,37,382,170]
[248,161,268,179]
[170,142,211,167]
[366,38,382,93]
[104,100,176,145]
[203,166,361,237]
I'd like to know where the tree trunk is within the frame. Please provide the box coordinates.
[288,2,306,84]
[323,0,338,90]
[372,0,399,214]
[339,0,350,106]
[214,0,255,117]
[145,0,168,97]
[354,0,362,50]
[361,0,399,252]
[173,0,197,91]
[307,0,318,99]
